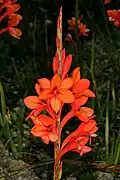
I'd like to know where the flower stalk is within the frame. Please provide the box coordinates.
[54,7,63,180]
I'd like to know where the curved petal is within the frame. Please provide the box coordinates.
[38,114,54,126]
[41,136,49,144]
[62,54,72,79]
[76,107,94,122]
[52,56,58,74]
[38,78,50,89]
[60,110,75,131]
[62,48,66,64]
[73,79,90,93]
[31,125,49,137]
[73,146,92,156]
[51,74,61,89]
[55,142,77,164]
[60,78,73,89]
[80,107,94,117]
[79,120,97,134]
[9,27,22,39]
[76,111,89,122]
[8,14,22,26]
[72,96,88,110]
[10,4,20,13]
[24,96,40,109]
[50,97,61,113]
[83,89,95,97]
[30,116,43,125]
[57,89,74,103]
[35,83,41,95]
[72,67,80,85]
[39,89,53,100]
[49,132,58,142]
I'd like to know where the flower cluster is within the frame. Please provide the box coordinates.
[67,16,89,37]
[24,8,98,178]
[104,0,120,28]
[0,0,22,38]
[24,9,97,161]
[107,10,120,27]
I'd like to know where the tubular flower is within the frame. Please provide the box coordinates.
[55,136,92,164]
[0,0,22,38]
[30,114,58,144]
[61,120,98,150]
[107,10,120,27]
[68,17,89,36]
[37,74,74,113]
[60,106,95,131]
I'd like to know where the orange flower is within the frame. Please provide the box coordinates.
[37,74,74,113]
[0,0,20,22]
[0,0,22,38]
[30,114,58,144]
[61,120,98,150]
[68,17,81,31]
[55,136,92,164]
[107,10,120,27]
[68,17,89,36]
[78,23,89,36]
[60,106,95,131]
[24,96,56,119]
[71,67,95,110]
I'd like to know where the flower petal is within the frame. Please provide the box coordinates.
[60,78,73,89]
[57,89,74,103]
[72,67,80,85]
[39,89,53,100]
[50,97,61,113]
[38,78,50,89]
[62,54,72,79]
[24,96,41,109]
[49,132,58,142]
[73,79,90,93]
[62,48,66,64]
[84,89,95,97]
[35,83,41,95]
[52,55,58,74]
[9,27,22,39]
[31,125,49,137]
[76,107,94,122]
[51,74,61,89]
[38,114,54,126]
[72,96,88,110]
[41,136,49,144]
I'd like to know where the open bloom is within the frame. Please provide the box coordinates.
[71,67,95,110]
[24,96,56,119]
[30,114,58,144]
[37,74,74,113]
[55,136,92,164]
[68,17,89,36]
[60,106,95,130]
[61,120,98,150]
[0,0,22,38]
[107,10,120,27]
[0,0,20,21]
